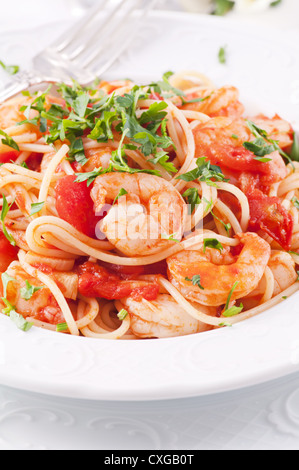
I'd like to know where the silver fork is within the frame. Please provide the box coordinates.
[0,0,158,103]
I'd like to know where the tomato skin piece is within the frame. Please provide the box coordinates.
[193,122,288,190]
[247,189,293,251]
[99,262,145,280]
[0,232,19,272]
[0,151,20,164]
[98,260,168,279]
[55,175,100,238]
[26,153,42,171]
[78,262,160,301]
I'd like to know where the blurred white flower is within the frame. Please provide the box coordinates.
[179,0,280,14]
[178,0,214,13]
[234,0,276,13]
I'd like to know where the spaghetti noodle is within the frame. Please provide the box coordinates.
[0,71,298,339]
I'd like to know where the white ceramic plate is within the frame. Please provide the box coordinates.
[1,11,299,402]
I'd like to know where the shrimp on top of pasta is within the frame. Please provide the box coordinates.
[0,70,298,339]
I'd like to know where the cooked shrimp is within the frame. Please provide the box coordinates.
[0,95,33,129]
[121,294,214,339]
[247,251,297,298]
[193,117,288,185]
[251,114,294,150]
[2,263,65,324]
[181,86,245,118]
[91,173,187,257]
[72,147,113,173]
[167,232,271,307]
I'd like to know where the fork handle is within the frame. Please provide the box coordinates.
[0,71,43,103]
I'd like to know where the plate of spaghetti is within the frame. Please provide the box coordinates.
[0,11,299,401]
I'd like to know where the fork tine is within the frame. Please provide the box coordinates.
[50,0,112,53]
[65,0,143,63]
[31,0,161,88]
[86,0,159,78]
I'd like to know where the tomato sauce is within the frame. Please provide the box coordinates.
[78,262,160,301]
[55,175,101,238]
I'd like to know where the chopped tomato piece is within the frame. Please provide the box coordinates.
[193,121,288,190]
[99,262,145,280]
[78,262,160,301]
[55,175,100,238]
[0,232,19,272]
[0,151,20,164]
[34,305,65,325]
[99,260,168,279]
[26,153,42,171]
[247,189,293,250]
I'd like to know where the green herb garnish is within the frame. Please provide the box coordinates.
[0,130,19,151]
[182,187,202,214]
[218,46,227,64]
[185,275,205,290]
[56,322,69,332]
[177,157,229,187]
[203,238,224,253]
[117,309,129,321]
[20,281,43,301]
[1,194,16,246]
[0,60,19,76]
[30,202,45,216]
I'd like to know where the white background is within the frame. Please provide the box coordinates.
[1,0,299,451]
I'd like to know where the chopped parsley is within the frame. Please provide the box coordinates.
[270,0,282,6]
[292,197,299,210]
[243,138,274,161]
[224,281,239,312]
[0,274,38,331]
[10,310,33,332]
[117,309,129,321]
[74,167,113,187]
[290,132,299,162]
[113,188,128,205]
[213,0,235,16]
[30,202,45,216]
[15,73,220,179]
[2,297,33,331]
[203,238,224,253]
[56,322,69,332]
[182,187,202,214]
[222,281,244,317]
[245,120,294,167]
[1,194,16,246]
[185,275,205,290]
[222,304,244,318]
[161,233,181,243]
[0,60,19,76]
[20,281,43,301]
[0,130,19,151]
[218,46,227,64]
[177,157,229,186]
[148,71,185,99]
[202,198,231,234]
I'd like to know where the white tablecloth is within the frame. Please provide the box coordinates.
[1,0,299,451]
